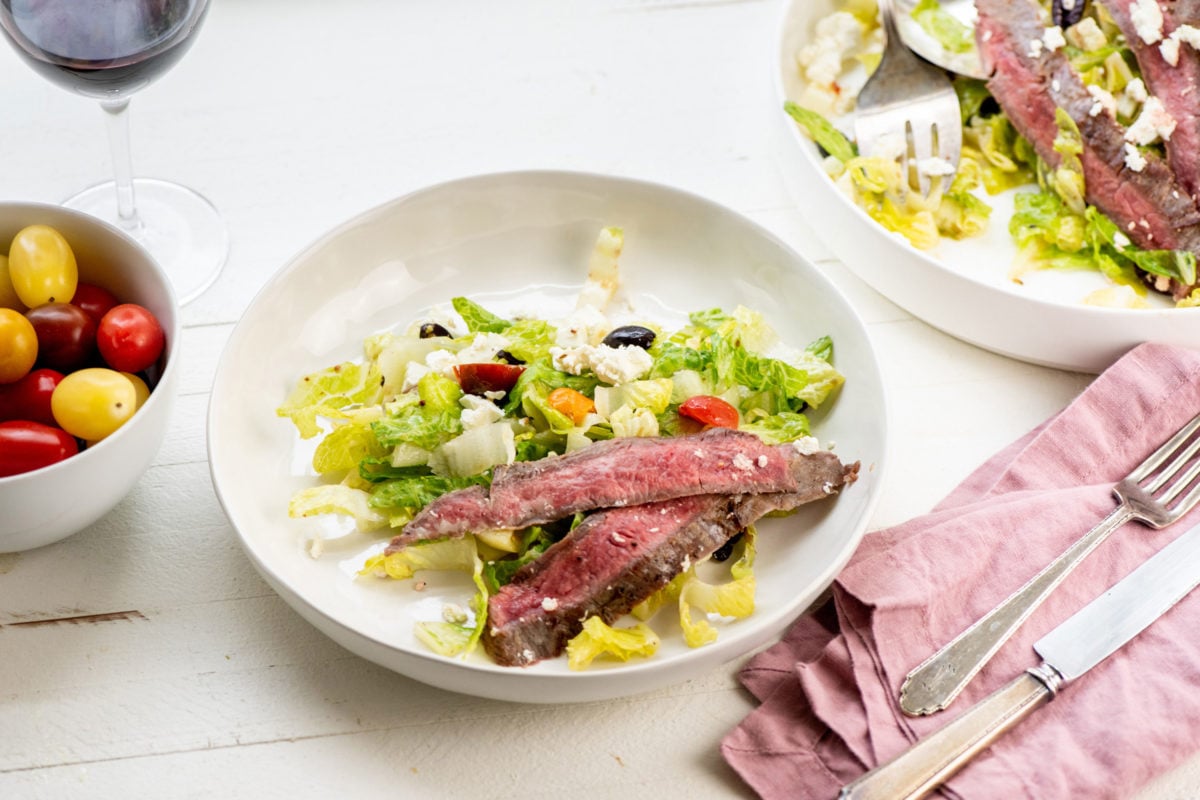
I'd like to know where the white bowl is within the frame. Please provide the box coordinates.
[0,202,180,553]
[775,0,1200,374]
[208,170,887,703]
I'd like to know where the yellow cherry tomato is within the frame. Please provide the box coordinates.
[8,224,78,308]
[121,372,151,409]
[51,368,137,441]
[0,255,26,311]
[0,308,38,383]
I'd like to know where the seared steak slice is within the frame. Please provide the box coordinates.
[976,0,1200,281]
[386,428,854,552]
[1103,0,1200,205]
[482,486,842,667]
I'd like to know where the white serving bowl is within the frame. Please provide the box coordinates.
[775,0,1200,374]
[208,170,887,703]
[0,202,180,553]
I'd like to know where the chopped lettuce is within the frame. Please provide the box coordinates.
[277,361,383,439]
[361,536,490,657]
[784,101,856,163]
[289,484,387,531]
[911,0,974,54]
[678,528,757,648]
[452,296,512,334]
[565,616,661,670]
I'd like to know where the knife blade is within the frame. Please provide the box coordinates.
[840,520,1200,800]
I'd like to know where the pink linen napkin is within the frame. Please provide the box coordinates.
[722,341,1200,799]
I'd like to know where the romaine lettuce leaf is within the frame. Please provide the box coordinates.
[565,616,660,670]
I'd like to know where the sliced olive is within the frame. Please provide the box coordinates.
[1052,0,1086,28]
[419,322,452,339]
[711,531,744,563]
[496,349,524,365]
[601,325,656,350]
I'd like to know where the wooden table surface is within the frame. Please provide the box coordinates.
[1,1,1196,797]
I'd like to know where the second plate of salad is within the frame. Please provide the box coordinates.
[776,0,1200,373]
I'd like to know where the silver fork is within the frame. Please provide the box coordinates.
[854,0,963,196]
[900,411,1200,716]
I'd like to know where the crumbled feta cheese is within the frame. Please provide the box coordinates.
[424,348,458,378]
[1125,78,1148,104]
[1027,38,1044,58]
[792,436,821,456]
[1131,0,1165,44]
[483,390,506,402]
[455,332,512,364]
[1113,231,1133,251]
[1063,0,1076,9]
[1087,84,1117,117]
[590,345,652,384]
[1067,18,1107,52]
[757,455,769,468]
[916,157,956,178]
[554,304,610,347]
[1161,35,1182,66]
[459,394,505,429]
[1162,24,1200,66]
[442,603,469,625]
[1051,78,1061,92]
[732,453,755,472]
[1124,143,1148,173]
[307,537,324,559]
[1126,96,1177,145]
[822,481,835,495]
[610,532,625,545]
[1043,26,1066,51]
[549,343,652,385]
[871,131,907,163]
[797,11,862,88]
[541,597,559,611]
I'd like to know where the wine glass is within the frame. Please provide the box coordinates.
[0,0,226,304]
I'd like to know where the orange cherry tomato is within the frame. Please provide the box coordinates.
[546,387,596,426]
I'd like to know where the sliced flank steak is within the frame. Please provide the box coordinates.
[976,0,1200,296]
[386,428,856,552]
[1103,0,1200,205]
[482,487,844,667]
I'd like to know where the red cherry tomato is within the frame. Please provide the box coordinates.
[26,302,97,372]
[0,420,79,477]
[96,303,165,373]
[453,362,525,396]
[71,282,119,323]
[678,395,740,429]
[0,368,64,425]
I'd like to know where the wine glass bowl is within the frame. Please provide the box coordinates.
[0,0,226,304]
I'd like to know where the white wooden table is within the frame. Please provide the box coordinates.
[1,1,1196,797]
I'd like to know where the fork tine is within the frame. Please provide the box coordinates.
[1129,412,1200,483]
[1160,456,1200,507]
[1145,428,1200,493]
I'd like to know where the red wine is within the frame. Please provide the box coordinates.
[0,0,209,98]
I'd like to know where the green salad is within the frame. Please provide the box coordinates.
[276,228,845,667]
[788,0,1200,308]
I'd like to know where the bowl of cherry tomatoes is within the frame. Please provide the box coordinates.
[0,202,179,552]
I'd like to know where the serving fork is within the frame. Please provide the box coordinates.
[900,411,1200,716]
[854,0,962,196]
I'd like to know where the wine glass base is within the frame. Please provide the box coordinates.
[63,178,228,305]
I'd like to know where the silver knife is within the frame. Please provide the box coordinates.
[840,520,1200,800]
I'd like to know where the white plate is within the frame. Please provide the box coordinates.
[208,170,887,703]
[775,0,1200,374]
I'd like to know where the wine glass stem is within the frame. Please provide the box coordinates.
[100,98,144,235]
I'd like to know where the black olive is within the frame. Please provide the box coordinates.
[601,325,656,350]
[711,531,744,563]
[1052,0,1086,29]
[419,322,452,339]
[496,349,524,365]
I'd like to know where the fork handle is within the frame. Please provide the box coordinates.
[898,504,1133,716]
